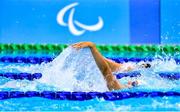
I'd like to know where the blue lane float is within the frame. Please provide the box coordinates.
[0,56,180,64]
[0,56,53,64]
[0,91,179,100]
[0,72,179,80]
[115,72,180,80]
[109,57,180,64]
[0,73,42,80]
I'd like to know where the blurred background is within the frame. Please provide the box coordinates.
[0,0,179,44]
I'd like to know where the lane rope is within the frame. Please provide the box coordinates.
[0,72,179,80]
[0,44,180,52]
[0,91,179,101]
[0,56,180,64]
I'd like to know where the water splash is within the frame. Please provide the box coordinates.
[0,47,108,92]
[114,56,180,91]
[39,47,108,92]
[0,47,179,92]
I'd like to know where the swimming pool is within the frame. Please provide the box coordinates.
[0,44,179,111]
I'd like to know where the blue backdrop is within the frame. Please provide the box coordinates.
[130,0,160,44]
[0,0,129,44]
[161,0,180,44]
[0,0,179,44]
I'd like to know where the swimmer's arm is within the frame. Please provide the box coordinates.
[89,45,135,90]
[105,58,135,72]
[72,42,137,90]
[72,42,134,72]
[104,58,123,72]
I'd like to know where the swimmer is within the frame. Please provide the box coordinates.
[72,42,151,90]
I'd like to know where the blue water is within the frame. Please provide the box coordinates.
[0,97,179,111]
[0,47,179,111]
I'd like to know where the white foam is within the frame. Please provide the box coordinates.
[0,47,109,92]
[38,47,108,92]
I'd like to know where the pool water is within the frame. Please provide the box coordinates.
[0,47,179,111]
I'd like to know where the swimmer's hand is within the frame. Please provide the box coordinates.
[126,81,139,88]
[72,42,95,49]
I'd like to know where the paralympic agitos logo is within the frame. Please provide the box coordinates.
[57,2,104,36]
